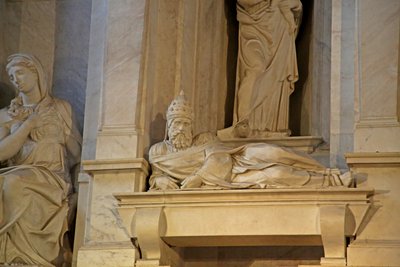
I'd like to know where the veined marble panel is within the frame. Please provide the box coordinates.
[358,0,400,120]
[102,0,145,127]
[88,172,139,242]
[354,0,400,152]
[77,242,137,267]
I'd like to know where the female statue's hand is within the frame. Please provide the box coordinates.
[25,113,40,129]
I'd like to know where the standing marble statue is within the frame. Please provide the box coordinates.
[149,91,351,190]
[218,0,302,139]
[0,54,81,266]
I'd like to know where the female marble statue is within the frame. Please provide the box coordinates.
[0,54,81,266]
[220,0,302,139]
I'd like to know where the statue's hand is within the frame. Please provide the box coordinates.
[25,112,40,129]
[181,174,202,189]
[154,176,179,190]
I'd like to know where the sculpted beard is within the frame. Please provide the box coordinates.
[169,128,193,151]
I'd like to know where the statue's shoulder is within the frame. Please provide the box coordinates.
[149,141,168,160]
[52,98,72,113]
[193,132,218,146]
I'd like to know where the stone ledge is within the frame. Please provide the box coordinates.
[114,188,373,266]
[82,158,149,176]
[115,188,374,206]
[220,136,324,153]
[345,152,400,167]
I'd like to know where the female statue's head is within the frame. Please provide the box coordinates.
[6,54,49,100]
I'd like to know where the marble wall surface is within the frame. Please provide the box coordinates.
[354,0,400,152]
[0,0,56,84]
[141,0,232,153]
[345,1,400,265]
[52,0,92,133]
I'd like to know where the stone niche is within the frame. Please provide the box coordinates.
[142,0,330,148]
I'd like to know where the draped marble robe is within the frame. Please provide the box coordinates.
[149,133,351,190]
[0,54,81,266]
[234,0,302,136]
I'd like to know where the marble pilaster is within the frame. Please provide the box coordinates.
[344,1,400,266]
[75,0,147,266]
[330,0,356,169]
[353,0,400,152]
[310,0,332,143]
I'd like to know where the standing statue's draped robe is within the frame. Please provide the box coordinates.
[149,133,350,190]
[234,0,302,134]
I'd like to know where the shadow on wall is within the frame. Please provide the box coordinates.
[52,56,88,135]
[146,112,167,159]
[178,246,324,266]
[223,0,238,128]
[290,0,313,136]
[0,82,15,109]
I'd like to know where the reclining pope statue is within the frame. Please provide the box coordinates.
[149,91,352,190]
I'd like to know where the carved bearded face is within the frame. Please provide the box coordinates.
[168,117,193,151]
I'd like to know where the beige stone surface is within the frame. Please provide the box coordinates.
[77,242,137,267]
[346,153,400,266]
[115,188,372,266]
